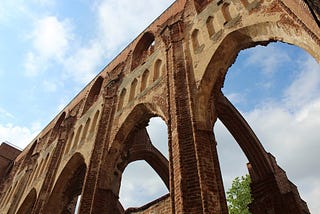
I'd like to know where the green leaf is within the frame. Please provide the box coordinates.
[226,174,252,214]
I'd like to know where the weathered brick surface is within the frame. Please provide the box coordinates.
[0,0,319,213]
[0,143,21,181]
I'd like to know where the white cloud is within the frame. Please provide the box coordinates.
[62,0,175,84]
[245,44,290,75]
[24,16,74,77]
[284,57,320,109]
[147,117,169,159]
[42,80,57,92]
[119,161,169,208]
[63,41,104,84]
[96,0,175,53]
[215,98,320,213]
[216,52,320,213]
[31,16,73,60]
[0,123,40,149]
[225,92,247,106]
[31,0,55,7]
[244,101,320,213]
[24,52,42,77]
[0,107,14,119]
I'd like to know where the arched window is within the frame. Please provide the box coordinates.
[222,3,232,24]
[65,132,74,155]
[89,110,100,139]
[206,16,215,37]
[129,79,138,102]
[73,125,83,149]
[118,89,127,110]
[81,118,91,144]
[153,59,162,81]
[40,154,50,177]
[140,69,150,92]
[192,29,201,52]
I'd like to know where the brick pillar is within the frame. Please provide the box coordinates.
[195,129,228,214]
[249,154,310,214]
[31,116,75,214]
[78,78,120,214]
[88,189,123,214]
[165,21,227,213]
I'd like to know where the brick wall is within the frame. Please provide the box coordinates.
[0,142,21,180]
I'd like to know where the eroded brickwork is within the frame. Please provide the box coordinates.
[0,0,319,213]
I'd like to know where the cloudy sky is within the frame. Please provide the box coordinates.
[0,0,319,213]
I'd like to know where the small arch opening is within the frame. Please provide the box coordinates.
[222,3,232,24]
[206,16,215,37]
[65,132,74,155]
[192,29,201,52]
[129,79,138,102]
[118,89,127,111]
[89,110,100,139]
[140,69,150,92]
[153,59,162,81]
[81,118,91,145]
[73,125,83,150]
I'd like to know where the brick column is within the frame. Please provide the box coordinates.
[165,21,227,213]
[194,129,228,213]
[78,78,120,214]
[31,116,75,214]
[249,154,310,214]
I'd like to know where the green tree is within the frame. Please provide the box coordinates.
[226,174,252,214]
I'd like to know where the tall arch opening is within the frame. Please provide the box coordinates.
[129,79,138,102]
[105,102,169,211]
[140,69,150,92]
[44,153,87,214]
[118,117,169,210]
[51,112,66,141]
[131,32,155,71]
[16,189,37,214]
[211,42,320,213]
[82,76,103,115]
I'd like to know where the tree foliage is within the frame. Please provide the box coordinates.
[226,174,252,214]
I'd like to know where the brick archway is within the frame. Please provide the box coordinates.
[197,21,320,125]
[195,21,319,214]
[101,103,168,191]
[44,153,86,214]
[196,21,320,176]
[16,188,37,214]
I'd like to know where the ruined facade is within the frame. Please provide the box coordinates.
[0,0,319,213]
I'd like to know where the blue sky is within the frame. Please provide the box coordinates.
[0,0,320,213]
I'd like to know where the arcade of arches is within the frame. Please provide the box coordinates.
[0,0,319,213]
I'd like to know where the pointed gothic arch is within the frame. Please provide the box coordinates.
[16,189,37,214]
[131,32,155,71]
[82,76,104,115]
[44,153,87,214]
